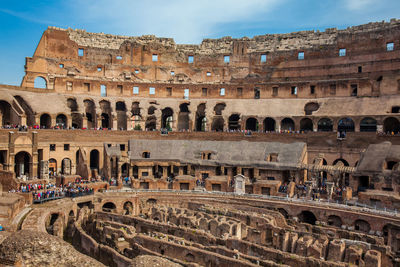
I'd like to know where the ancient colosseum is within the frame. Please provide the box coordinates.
[0,19,399,266]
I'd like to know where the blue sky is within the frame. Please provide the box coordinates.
[0,0,399,86]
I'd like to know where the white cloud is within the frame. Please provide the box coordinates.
[69,0,284,43]
[345,0,374,11]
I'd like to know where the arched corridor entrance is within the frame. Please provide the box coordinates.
[56,114,67,129]
[300,118,313,132]
[14,151,31,178]
[298,210,317,225]
[40,114,51,129]
[384,117,400,133]
[264,117,275,132]
[161,108,174,130]
[318,118,333,132]
[281,118,295,131]
[245,117,258,131]
[228,114,241,131]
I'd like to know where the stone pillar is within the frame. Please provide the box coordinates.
[162,166,168,179]
[67,115,72,129]
[40,160,49,180]
[97,113,102,129]
[254,168,260,179]
[178,166,183,176]
[51,115,56,128]
[112,113,118,130]
[32,151,38,179]
[20,115,27,126]
[82,116,88,129]
[0,113,2,127]
[127,115,133,130]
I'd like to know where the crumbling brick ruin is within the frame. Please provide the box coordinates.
[0,20,400,266]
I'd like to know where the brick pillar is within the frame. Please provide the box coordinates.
[82,116,88,129]
[178,166,183,176]
[162,166,168,178]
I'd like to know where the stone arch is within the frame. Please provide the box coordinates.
[281,118,295,131]
[318,118,333,132]
[195,103,206,131]
[14,96,35,126]
[49,158,57,176]
[214,103,226,116]
[354,219,371,233]
[304,102,319,115]
[298,210,317,225]
[327,215,342,227]
[146,198,157,205]
[123,201,133,215]
[116,101,127,130]
[102,202,117,213]
[338,117,355,132]
[56,114,68,129]
[14,151,31,178]
[228,114,241,131]
[300,118,313,132]
[178,103,190,131]
[99,100,112,129]
[147,105,156,115]
[61,158,72,175]
[67,98,78,112]
[360,117,377,132]
[0,100,19,126]
[34,76,47,89]
[264,117,276,132]
[161,107,173,130]
[40,113,51,129]
[67,98,82,129]
[245,117,258,131]
[84,99,96,129]
[384,117,400,133]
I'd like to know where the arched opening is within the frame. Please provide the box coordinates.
[146,198,157,205]
[358,176,370,191]
[195,103,206,131]
[214,103,226,116]
[360,117,377,132]
[14,151,31,178]
[56,114,67,129]
[145,116,157,131]
[99,100,112,129]
[278,208,289,219]
[0,100,19,126]
[338,117,355,132]
[384,117,400,133]
[383,224,390,244]
[116,101,127,130]
[40,113,51,129]
[102,202,117,213]
[300,118,313,132]
[304,102,319,115]
[318,118,333,132]
[90,149,99,171]
[228,114,241,131]
[211,117,224,131]
[14,96,35,127]
[177,103,190,131]
[71,113,82,129]
[123,201,133,215]
[61,158,72,175]
[327,215,342,227]
[298,210,317,225]
[264,117,276,132]
[354,219,371,233]
[121,163,130,177]
[84,99,96,129]
[67,98,78,112]
[245,117,258,131]
[281,118,295,131]
[185,253,195,262]
[34,76,47,89]
[49,158,57,177]
[46,213,59,235]
[161,107,173,131]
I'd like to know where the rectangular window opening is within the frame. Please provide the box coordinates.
[135,69,140,74]
[351,84,358,96]
[387,42,394,51]
[206,72,211,77]
[202,88,208,97]
[59,64,64,68]
[330,84,336,95]
[224,55,230,63]
[339,48,346,57]
[78,48,84,57]
[184,89,189,100]
[133,86,139,95]
[152,54,158,62]
[64,144,70,151]
[100,84,107,97]
[272,87,278,96]
[170,71,175,76]
[298,52,304,60]
[120,144,125,151]
[237,88,242,97]
[84,83,90,92]
[50,144,56,151]
[254,88,260,99]
[66,81,73,91]
[97,67,102,72]
[149,87,155,95]
[310,85,315,94]
[260,54,267,63]
[116,56,123,60]
[220,88,225,96]
[358,66,362,73]
[117,85,123,94]
[291,86,298,95]
[188,55,194,63]
[166,87,172,96]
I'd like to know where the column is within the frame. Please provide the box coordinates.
[67,115,72,128]
[51,115,56,128]
[178,166,184,176]
[20,115,27,126]
[112,113,118,130]
[82,116,88,129]
[97,113,102,129]
[0,113,2,127]
[32,151,38,179]
[162,166,168,179]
